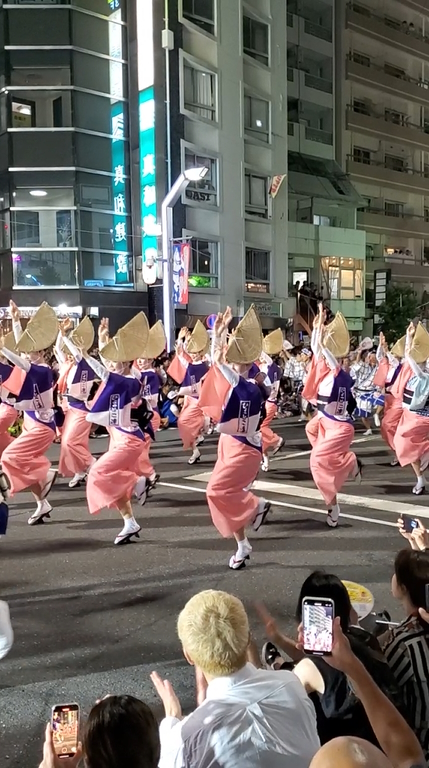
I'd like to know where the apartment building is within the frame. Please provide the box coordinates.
[0,0,149,325]
[339,0,429,315]
[174,0,292,328]
[286,0,366,333]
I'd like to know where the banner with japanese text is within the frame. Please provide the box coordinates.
[173,243,190,306]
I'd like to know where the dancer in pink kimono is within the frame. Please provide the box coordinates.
[132,321,167,498]
[393,322,429,495]
[259,328,285,472]
[55,317,96,488]
[306,304,361,528]
[168,322,209,465]
[84,312,152,545]
[375,332,404,467]
[0,332,22,458]
[1,302,59,525]
[199,305,271,570]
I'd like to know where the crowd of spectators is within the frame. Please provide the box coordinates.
[2,524,429,768]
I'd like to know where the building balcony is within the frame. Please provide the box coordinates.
[287,121,334,158]
[346,2,429,62]
[286,67,333,108]
[287,12,332,55]
[1,130,74,172]
[346,56,429,107]
[400,0,429,12]
[347,156,429,195]
[346,105,429,152]
[366,256,429,283]
[357,208,429,238]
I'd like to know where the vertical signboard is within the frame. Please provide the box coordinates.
[137,0,157,270]
[111,101,129,284]
[172,242,190,305]
[139,87,157,268]
[109,0,131,284]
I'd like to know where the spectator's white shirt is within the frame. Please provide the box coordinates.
[158,663,320,768]
[0,601,13,660]
[350,361,376,391]
[284,358,306,382]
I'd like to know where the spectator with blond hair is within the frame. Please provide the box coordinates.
[151,589,320,768]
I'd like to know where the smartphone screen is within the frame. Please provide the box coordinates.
[425,584,429,613]
[302,597,334,656]
[402,514,418,534]
[51,704,79,759]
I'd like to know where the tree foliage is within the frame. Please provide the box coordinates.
[376,284,419,343]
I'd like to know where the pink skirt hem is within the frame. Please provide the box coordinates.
[206,434,261,537]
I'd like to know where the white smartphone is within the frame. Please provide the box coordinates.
[302,597,334,656]
[51,703,80,759]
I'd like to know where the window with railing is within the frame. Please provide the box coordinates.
[183,61,217,122]
[245,247,270,293]
[188,238,219,288]
[352,51,370,67]
[245,171,270,219]
[182,0,215,35]
[384,109,404,125]
[353,147,371,164]
[384,63,406,79]
[384,201,403,217]
[385,154,406,172]
[244,93,270,143]
[353,98,370,114]
[243,13,269,66]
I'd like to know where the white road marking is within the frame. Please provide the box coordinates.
[158,481,398,528]
[181,474,429,519]
[269,434,377,463]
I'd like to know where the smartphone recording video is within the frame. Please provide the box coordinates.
[51,703,79,759]
[302,597,334,656]
[401,514,419,534]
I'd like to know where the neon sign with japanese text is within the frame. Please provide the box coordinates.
[111,102,130,284]
[139,87,157,269]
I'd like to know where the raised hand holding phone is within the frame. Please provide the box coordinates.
[50,704,80,760]
[39,723,81,768]
[302,597,334,656]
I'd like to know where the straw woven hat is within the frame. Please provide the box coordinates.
[263,328,283,356]
[186,320,209,355]
[68,316,94,352]
[226,304,263,365]
[322,312,350,359]
[16,302,58,353]
[1,332,17,353]
[390,335,405,359]
[409,322,429,364]
[143,320,166,359]
[101,312,150,362]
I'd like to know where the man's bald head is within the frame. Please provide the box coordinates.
[310,737,393,768]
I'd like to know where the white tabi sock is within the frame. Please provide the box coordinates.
[237,538,251,557]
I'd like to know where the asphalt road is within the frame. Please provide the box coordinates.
[1,418,428,767]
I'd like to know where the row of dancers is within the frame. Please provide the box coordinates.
[1,299,429,570]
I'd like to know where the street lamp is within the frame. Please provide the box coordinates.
[161,167,208,350]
